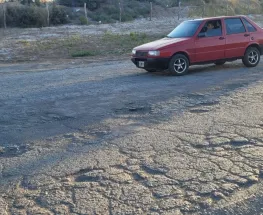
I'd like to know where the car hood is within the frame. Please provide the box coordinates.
[134,37,190,50]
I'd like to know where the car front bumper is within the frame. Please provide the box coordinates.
[131,57,170,70]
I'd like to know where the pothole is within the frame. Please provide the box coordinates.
[75,175,101,182]
[141,165,168,175]
[230,140,250,147]
[114,105,152,114]
[184,93,206,99]
[0,144,32,158]
[41,112,74,121]
[189,109,210,114]
[195,101,220,107]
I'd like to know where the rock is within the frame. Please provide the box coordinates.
[193,141,210,148]
[75,170,106,182]
[61,177,73,183]
[213,191,225,199]
[159,198,185,210]
[191,183,218,195]
[27,206,53,215]
[0,198,8,215]
[0,146,4,153]
[107,167,124,175]
[247,175,259,183]
[225,175,248,185]
[209,137,230,146]
[162,209,183,215]
[126,165,140,171]
[200,198,213,208]
[152,185,183,198]
[13,198,35,209]
[188,195,202,203]
[10,208,27,215]
[133,171,149,180]
[221,183,239,193]
[126,158,140,166]
[253,169,260,175]
[110,173,133,183]
[180,200,199,212]
[213,147,225,152]
[52,205,70,214]
[222,145,233,150]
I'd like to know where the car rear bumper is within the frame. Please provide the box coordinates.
[131,57,170,70]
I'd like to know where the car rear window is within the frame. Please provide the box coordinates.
[225,18,246,35]
[242,18,257,32]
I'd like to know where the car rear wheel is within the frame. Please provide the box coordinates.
[169,54,189,76]
[214,61,226,66]
[242,47,260,67]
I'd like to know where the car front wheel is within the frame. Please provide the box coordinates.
[169,54,189,76]
[242,47,260,67]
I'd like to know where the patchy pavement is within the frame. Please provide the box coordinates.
[1,59,263,214]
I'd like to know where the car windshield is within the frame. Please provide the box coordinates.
[167,21,202,38]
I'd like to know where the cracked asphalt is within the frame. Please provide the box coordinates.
[1,59,263,215]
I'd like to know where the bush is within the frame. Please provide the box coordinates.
[6,5,47,27]
[21,0,41,6]
[71,50,96,57]
[79,16,88,25]
[50,6,69,25]
[0,4,69,28]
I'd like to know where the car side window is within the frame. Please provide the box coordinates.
[225,18,246,35]
[242,18,257,32]
[198,20,222,37]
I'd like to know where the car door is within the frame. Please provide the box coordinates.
[224,18,250,59]
[194,19,226,63]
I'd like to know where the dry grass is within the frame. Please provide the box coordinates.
[9,32,161,61]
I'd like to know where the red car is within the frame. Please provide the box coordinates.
[131,16,263,75]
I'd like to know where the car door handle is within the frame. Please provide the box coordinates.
[219,37,225,40]
[244,34,250,37]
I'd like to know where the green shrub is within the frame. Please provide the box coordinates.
[21,0,41,6]
[79,16,88,25]
[6,5,47,27]
[50,6,68,25]
[71,50,96,57]
[0,4,68,28]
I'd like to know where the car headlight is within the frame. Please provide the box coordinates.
[148,50,160,56]
[132,49,136,55]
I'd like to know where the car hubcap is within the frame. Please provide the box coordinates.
[248,51,259,65]
[174,58,187,73]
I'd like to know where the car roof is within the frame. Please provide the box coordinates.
[188,15,247,22]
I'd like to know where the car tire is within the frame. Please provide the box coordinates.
[242,47,260,67]
[169,54,189,76]
[145,69,156,73]
[214,61,226,66]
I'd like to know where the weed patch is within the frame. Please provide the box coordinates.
[71,50,96,57]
